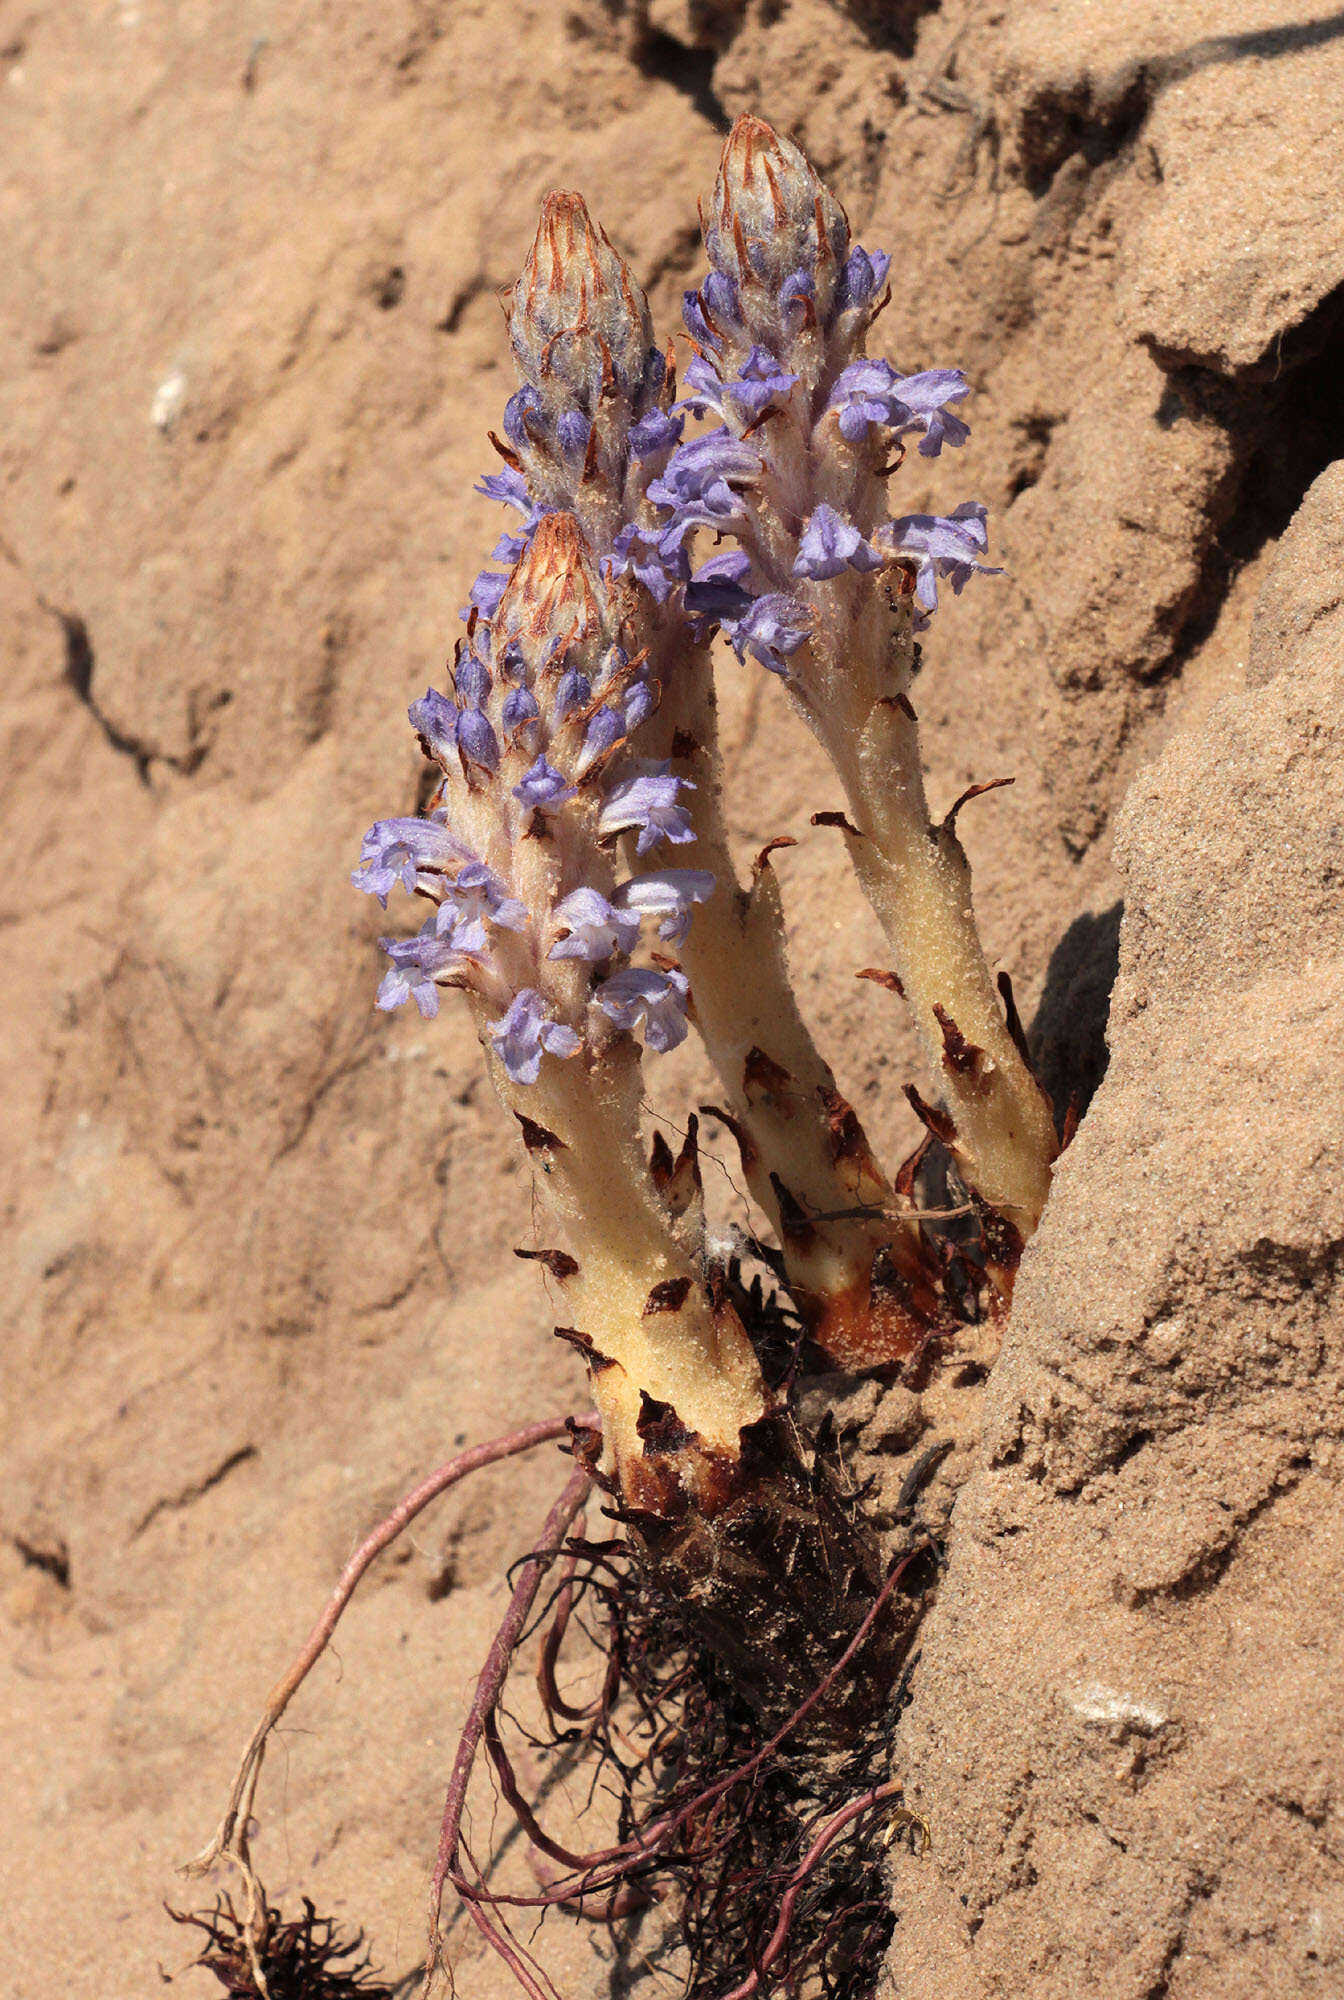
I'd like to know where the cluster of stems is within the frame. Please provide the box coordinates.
[355,117,1057,1597]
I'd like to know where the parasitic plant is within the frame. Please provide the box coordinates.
[192,113,1065,2000]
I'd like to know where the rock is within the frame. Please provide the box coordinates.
[884,460,1344,1999]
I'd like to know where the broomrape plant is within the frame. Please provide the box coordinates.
[353,116,1059,1702]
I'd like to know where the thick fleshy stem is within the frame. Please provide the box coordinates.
[646,655,950,1364]
[484,1028,768,1491]
[670,115,1058,1261]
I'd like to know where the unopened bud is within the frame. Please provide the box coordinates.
[705,116,851,325]
[494,511,608,660]
[509,191,656,409]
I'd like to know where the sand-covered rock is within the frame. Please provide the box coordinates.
[886,462,1344,1998]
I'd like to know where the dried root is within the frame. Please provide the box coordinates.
[168,1897,395,2000]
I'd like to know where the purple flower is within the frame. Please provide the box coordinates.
[503,385,544,450]
[548,887,642,962]
[375,922,465,1019]
[489,988,582,1085]
[553,668,591,721]
[834,246,890,317]
[491,528,531,564]
[577,704,625,774]
[475,466,533,515]
[628,409,684,458]
[454,653,492,706]
[683,270,743,351]
[827,362,970,451]
[724,592,811,676]
[593,966,690,1053]
[622,676,658,732]
[513,754,577,812]
[456,705,500,774]
[501,685,540,735]
[615,868,716,944]
[794,503,884,580]
[607,520,687,603]
[647,429,759,552]
[598,768,696,854]
[450,861,528,937]
[408,688,458,765]
[881,502,1001,619]
[889,369,971,456]
[686,548,754,621]
[778,269,815,329]
[353,815,462,906]
[556,409,591,456]
[464,569,508,622]
[679,346,799,423]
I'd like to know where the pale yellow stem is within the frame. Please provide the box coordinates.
[481,1027,767,1476]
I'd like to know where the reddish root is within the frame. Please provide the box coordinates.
[426,1528,933,2000]
[183,1411,592,1997]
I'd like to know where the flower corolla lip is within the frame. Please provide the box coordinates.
[353,815,462,906]
[593,965,691,1053]
[794,503,884,580]
[513,754,578,812]
[475,466,534,515]
[615,868,716,943]
[450,860,529,935]
[548,886,642,962]
[597,767,696,854]
[489,988,583,1085]
[724,592,811,676]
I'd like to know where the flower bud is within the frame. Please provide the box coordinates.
[505,193,678,523]
[702,115,851,339]
[509,191,656,409]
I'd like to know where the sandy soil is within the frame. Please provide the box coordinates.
[2,2,1341,1994]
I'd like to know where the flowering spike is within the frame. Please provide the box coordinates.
[672,114,1057,1255]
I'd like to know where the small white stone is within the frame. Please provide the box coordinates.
[1069,1681,1168,1732]
[151,368,187,432]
